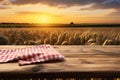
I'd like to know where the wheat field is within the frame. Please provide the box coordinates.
[0,27,120,45]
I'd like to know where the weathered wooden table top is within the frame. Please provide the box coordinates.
[0,45,120,78]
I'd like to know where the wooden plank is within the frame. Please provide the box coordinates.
[55,46,120,54]
[0,45,120,78]
[0,58,120,73]
[0,45,120,54]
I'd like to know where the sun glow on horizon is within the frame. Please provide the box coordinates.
[36,15,52,24]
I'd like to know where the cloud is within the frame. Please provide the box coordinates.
[107,9,120,16]
[17,11,45,15]
[9,0,120,9]
[0,0,4,1]
[1,0,120,12]
[91,0,120,9]
[10,0,93,6]
[16,11,63,17]
[0,6,10,9]
[0,0,12,9]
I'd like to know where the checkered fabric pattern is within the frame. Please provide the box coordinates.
[0,45,64,66]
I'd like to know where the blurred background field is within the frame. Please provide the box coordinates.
[0,26,120,45]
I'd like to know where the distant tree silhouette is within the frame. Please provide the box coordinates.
[70,22,74,25]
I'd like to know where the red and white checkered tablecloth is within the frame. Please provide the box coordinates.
[0,45,64,66]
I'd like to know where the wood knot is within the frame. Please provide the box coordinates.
[32,67,39,72]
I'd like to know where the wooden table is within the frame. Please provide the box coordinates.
[0,46,120,79]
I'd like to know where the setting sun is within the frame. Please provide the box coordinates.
[41,18,48,23]
[38,15,51,24]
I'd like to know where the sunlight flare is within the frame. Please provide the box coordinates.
[38,15,52,24]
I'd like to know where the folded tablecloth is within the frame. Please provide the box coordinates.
[0,45,64,66]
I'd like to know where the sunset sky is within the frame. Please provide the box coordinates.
[0,0,120,24]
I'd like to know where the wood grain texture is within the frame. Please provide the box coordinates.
[0,45,120,78]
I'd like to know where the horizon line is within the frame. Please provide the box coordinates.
[0,22,120,25]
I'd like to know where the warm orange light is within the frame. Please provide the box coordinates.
[38,15,51,23]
